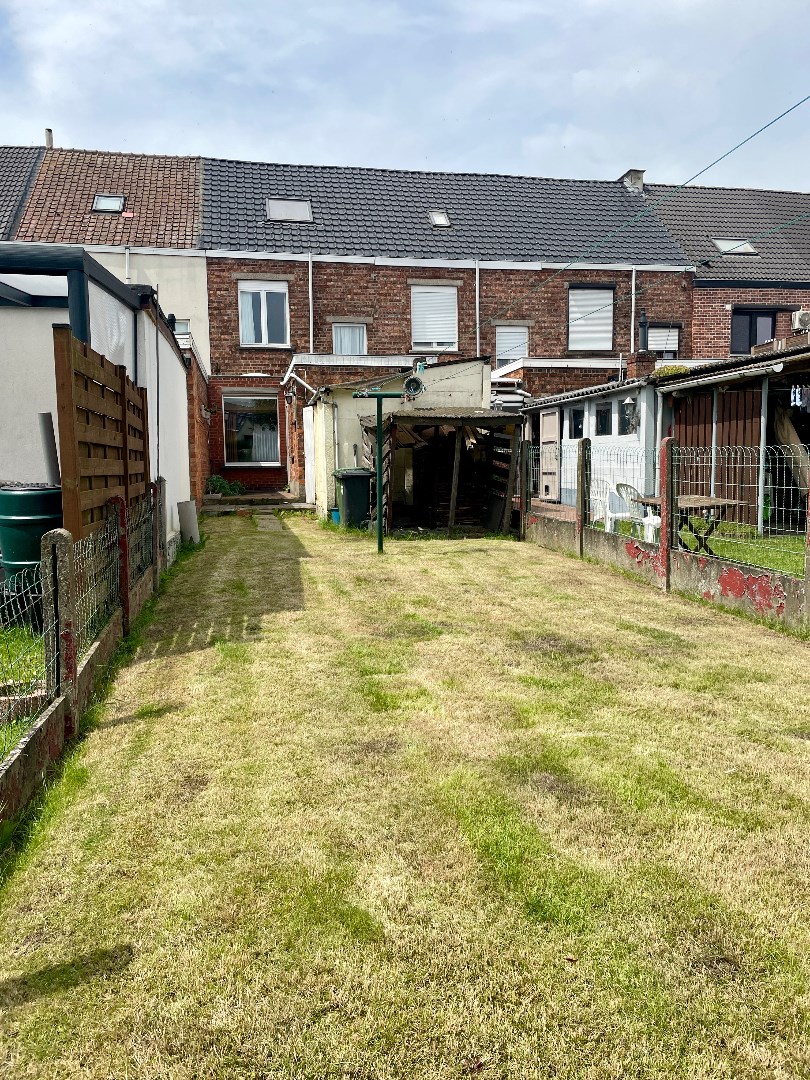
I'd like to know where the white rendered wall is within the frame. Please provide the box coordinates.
[136,310,191,537]
[91,251,211,373]
[0,307,63,484]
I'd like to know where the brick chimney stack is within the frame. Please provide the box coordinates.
[626,353,656,379]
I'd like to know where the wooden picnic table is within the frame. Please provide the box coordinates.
[636,494,744,554]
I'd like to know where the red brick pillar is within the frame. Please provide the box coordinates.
[576,438,590,558]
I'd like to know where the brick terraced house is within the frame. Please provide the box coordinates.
[5,141,810,498]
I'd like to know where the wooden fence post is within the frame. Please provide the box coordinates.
[576,438,590,559]
[659,436,675,593]
[519,439,531,540]
[110,495,131,636]
[53,327,82,540]
[40,528,78,736]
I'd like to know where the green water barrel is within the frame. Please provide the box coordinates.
[0,486,63,578]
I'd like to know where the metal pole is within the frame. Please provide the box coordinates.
[757,376,769,535]
[710,387,718,497]
[376,395,384,554]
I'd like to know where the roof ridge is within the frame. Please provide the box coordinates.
[647,181,810,198]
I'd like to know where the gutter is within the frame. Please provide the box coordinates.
[656,358,789,394]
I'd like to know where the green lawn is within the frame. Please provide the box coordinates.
[1,515,810,1078]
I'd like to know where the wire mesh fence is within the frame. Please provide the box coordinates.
[674,445,808,577]
[586,446,659,535]
[0,567,56,762]
[75,514,120,658]
[529,444,578,507]
[128,495,154,587]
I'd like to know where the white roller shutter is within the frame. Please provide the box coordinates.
[495,325,529,367]
[648,326,679,352]
[411,285,458,349]
[568,288,614,351]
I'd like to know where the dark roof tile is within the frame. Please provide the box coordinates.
[0,146,45,240]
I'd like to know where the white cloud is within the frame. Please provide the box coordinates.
[0,0,809,190]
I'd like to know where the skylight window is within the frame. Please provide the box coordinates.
[712,237,758,255]
[92,194,125,213]
[428,210,451,228]
[266,197,313,222]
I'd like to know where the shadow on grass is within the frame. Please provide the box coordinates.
[138,517,311,659]
[0,944,133,1007]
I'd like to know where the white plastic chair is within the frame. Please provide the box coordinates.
[616,482,661,543]
[590,478,619,532]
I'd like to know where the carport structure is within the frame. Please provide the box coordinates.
[359,407,522,534]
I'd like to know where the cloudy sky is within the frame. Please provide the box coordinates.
[1,0,809,189]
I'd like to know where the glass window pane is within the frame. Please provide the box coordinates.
[265,290,288,345]
[595,405,612,437]
[239,291,262,344]
[223,398,279,464]
[333,323,367,355]
[570,408,584,439]
[730,312,750,355]
[755,314,775,346]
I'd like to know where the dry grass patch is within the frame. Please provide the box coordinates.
[0,515,809,1078]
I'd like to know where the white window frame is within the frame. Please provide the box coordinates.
[411,284,458,352]
[222,394,281,467]
[238,280,290,348]
[568,287,614,352]
[93,194,125,213]
[173,318,191,335]
[495,325,529,368]
[332,322,368,355]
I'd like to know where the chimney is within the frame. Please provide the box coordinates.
[619,168,645,194]
[44,128,53,149]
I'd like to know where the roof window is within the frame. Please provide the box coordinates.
[266,197,313,222]
[712,237,758,255]
[92,194,125,213]
[428,210,451,228]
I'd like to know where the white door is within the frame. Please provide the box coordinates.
[303,406,315,504]
[538,409,561,501]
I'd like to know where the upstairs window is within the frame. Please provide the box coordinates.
[568,287,614,351]
[495,325,529,368]
[173,319,190,335]
[93,194,125,213]
[712,237,758,256]
[731,309,775,355]
[238,281,289,347]
[648,325,679,360]
[332,323,367,355]
[411,285,458,351]
[266,197,313,222]
[428,210,451,227]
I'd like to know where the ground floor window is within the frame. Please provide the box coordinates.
[223,396,280,464]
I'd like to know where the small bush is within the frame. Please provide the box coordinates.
[205,475,246,497]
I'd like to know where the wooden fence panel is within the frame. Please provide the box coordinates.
[54,327,150,539]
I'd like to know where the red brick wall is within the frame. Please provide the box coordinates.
[207,376,287,490]
[692,286,810,358]
[516,365,621,399]
[207,258,694,371]
[184,352,210,507]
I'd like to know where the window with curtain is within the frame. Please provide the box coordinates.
[411,285,458,350]
[568,288,614,351]
[332,323,367,355]
[223,396,280,464]
[495,325,529,368]
[238,281,289,347]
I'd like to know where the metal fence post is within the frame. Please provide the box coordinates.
[519,439,530,540]
[151,479,165,593]
[40,528,78,735]
[659,437,675,593]
[110,495,131,636]
[576,438,590,558]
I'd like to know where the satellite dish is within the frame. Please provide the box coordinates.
[403,375,426,398]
